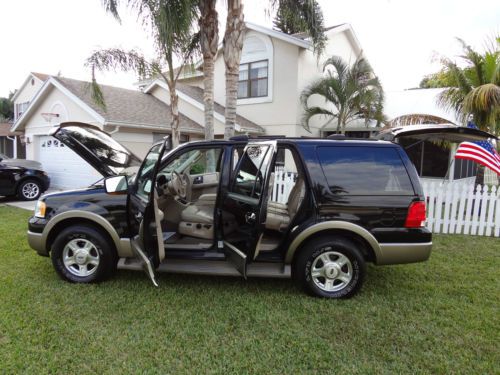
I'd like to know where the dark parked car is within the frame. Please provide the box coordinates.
[0,154,50,200]
[28,122,433,298]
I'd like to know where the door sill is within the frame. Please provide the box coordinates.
[117,258,291,278]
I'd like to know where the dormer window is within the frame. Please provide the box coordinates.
[238,60,268,99]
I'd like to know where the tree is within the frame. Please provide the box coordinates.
[222,0,245,139]
[0,98,13,121]
[88,0,199,147]
[222,0,327,139]
[199,0,218,141]
[273,0,326,55]
[432,37,500,135]
[301,56,384,134]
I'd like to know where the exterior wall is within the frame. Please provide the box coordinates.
[296,31,362,137]
[212,34,301,136]
[108,128,154,159]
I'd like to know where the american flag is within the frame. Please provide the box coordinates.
[455,140,500,175]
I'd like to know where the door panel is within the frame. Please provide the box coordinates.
[128,140,168,286]
[220,142,276,276]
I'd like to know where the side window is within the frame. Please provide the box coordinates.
[136,144,163,199]
[270,148,299,203]
[317,146,414,195]
[232,145,272,199]
[160,147,222,176]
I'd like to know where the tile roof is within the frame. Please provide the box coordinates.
[176,83,264,133]
[54,77,203,134]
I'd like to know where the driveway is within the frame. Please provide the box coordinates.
[0,189,62,211]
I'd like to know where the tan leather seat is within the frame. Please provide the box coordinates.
[178,197,236,240]
[266,177,305,232]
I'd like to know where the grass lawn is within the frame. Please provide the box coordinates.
[0,206,498,374]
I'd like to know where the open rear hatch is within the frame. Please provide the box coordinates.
[376,124,498,143]
[51,122,141,177]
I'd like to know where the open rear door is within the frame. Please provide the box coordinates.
[220,141,276,278]
[129,140,169,286]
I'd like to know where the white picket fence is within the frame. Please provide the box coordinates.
[422,181,500,237]
[272,170,298,203]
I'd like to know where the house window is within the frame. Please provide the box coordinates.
[238,60,268,99]
[15,102,29,120]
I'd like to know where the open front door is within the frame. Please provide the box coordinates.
[220,141,276,278]
[129,140,169,286]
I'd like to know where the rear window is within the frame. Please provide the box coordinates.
[317,146,414,195]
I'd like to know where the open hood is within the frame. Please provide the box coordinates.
[51,122,141,177]
[376,124,498,143]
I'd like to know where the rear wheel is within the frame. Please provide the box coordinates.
[51,225,116,283]
[17,179,42,201]
[294,236,366,298]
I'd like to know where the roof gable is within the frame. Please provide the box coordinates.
[12,76,203,134]
[11,72,48,103]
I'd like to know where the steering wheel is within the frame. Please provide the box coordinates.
[170,170,187,199]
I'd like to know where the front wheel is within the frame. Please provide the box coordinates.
[294,236,366,298]
[17,179,42,201]
[51,225,116,283]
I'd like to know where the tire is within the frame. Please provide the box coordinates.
[293,236,366,299]
[17,179,42,201]
[51,225,117,283]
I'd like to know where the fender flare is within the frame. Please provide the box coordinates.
[284,221,382,264]
[42,210,125,255]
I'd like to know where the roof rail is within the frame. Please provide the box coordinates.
[229,135,286,141]
[326,134,346,140]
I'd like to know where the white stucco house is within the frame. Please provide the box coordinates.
[11,23,365,189]
[142,22,366,138]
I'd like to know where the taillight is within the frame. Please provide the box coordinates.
[405,201,426,228]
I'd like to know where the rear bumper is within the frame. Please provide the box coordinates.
[27,230,49,257]
[376,242,432,265]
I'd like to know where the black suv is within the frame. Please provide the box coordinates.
[27,122,431,298]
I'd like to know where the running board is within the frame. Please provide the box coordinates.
[117,258,291,278]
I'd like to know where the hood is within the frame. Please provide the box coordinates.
[376,124,498,143]
[1,158,43,170]
[51,122,142,177]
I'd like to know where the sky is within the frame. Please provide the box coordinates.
[0,0,498,98]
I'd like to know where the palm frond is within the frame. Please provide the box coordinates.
[301,106,336,132]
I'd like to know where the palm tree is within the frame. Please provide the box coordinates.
[199,0,219,141]
[222,0,327,139]
[222,0,245,139]
[300,56,384,134]
[436,37,500,135]
[88,0,199,147]
[272,0,326,55]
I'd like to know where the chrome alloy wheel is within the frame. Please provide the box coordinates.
[22,182,40,199]
[62,239,100,277]
[311,250,353,292]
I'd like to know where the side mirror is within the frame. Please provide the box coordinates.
[104,175,128,194]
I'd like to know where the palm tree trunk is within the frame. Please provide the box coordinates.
[170,90,180,148]
[199,0,218,141]
[223,0,245,139]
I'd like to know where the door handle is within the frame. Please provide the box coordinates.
[135,212,143,220]
[245,212,256,224]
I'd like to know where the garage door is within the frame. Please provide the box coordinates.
[37,136,102,189]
